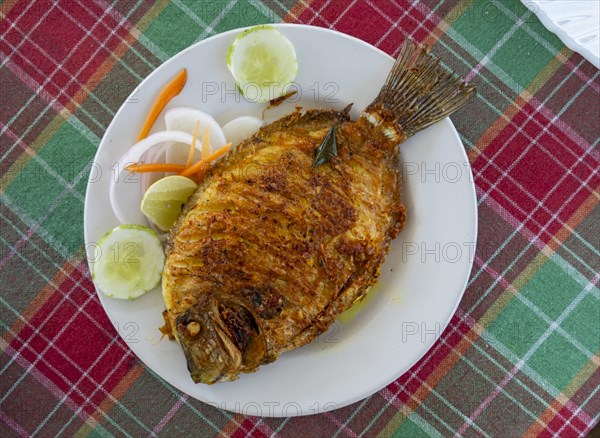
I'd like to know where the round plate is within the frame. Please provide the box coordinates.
[522,0,599,69]
[84,24,477,417]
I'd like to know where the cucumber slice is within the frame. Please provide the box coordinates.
[227,25,298,103]
[92,224,164,300]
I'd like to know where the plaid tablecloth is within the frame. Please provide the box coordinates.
[1,0,599,436]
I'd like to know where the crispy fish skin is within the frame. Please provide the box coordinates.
[162,40,475,384]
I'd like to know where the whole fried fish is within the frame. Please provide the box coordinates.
[162,40,475,384]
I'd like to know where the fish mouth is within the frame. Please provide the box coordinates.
[175,295,266,384]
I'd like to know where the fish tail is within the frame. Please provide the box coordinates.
[363,39,475,142]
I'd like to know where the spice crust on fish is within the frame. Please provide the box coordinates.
[162,40,476,384]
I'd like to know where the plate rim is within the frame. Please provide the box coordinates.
[84,23,478,417]
[522,0,600,69]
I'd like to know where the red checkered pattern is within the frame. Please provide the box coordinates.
[1,0,599,436]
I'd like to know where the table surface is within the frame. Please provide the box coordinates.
[1,0,599,437]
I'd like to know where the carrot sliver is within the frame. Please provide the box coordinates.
[126,163,187,173]
[195,162,209,181]
[136,68,187,142]
[186,120,200,168]
[201,126,210,159]
[180,143,232,177]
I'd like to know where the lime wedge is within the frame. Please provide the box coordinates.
[92,224,164,300]
[141,175,197,231]
[227,25,298,103]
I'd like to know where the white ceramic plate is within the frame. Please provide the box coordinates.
[523,0,599,68]
[84,24,477,417]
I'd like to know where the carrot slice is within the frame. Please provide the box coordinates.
[126,163,187,173]
[136,68,187,142]
[186,120,200,168]
[196,162,209,181]
[180,144,231,177]
[201,126,210,159]
[125,142,230,178]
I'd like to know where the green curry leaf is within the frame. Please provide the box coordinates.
[313,124,338,168]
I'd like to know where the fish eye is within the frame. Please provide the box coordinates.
[186,321,201,337]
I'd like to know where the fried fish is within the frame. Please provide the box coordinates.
[161,40,475,384]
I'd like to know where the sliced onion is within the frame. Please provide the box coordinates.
[109,131,199,225]
[222,116,263,147]
[139,144,167,235]
[164,140,197,167]
[164,107,227,163]
[139,143,167,195]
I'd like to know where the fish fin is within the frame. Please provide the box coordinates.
[364,39,476,141]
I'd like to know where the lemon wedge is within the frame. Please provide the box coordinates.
[227,25,298,103]
[140,175,197,231]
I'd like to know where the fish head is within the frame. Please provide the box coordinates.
[175,295,266,384]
